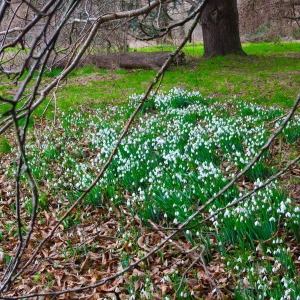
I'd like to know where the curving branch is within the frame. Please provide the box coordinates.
[0,1,207,297]
[0,0,175,135]
[128,2,201,41]
[0,0,299,298]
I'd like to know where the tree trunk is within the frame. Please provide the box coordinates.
[201,0,245,57]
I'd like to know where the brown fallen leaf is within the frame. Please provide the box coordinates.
[161,283,168,295]
[137,235,152,252]
[80,253,91,273]
[132,268,146,278]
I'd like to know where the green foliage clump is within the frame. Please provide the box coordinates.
[0,137,12,154]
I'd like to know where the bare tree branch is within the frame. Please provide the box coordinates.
[0,1,207,296]
[0,0,299,298]
[283,15,300,20]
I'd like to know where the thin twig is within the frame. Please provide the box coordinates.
[0,2,207,298]
[173,245,205,299]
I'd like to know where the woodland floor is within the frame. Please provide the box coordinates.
[0,42,300,299]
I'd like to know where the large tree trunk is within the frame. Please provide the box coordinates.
[200,0,245,57]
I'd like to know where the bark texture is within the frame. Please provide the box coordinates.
[201,0,245,57]
[238,0,300,41]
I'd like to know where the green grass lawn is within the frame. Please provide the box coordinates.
[55,41,300,112]
[134,41,300,57]
[0,42,299,120]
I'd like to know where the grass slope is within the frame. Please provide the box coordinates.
[57,42,300,111]
[0,42,299,121]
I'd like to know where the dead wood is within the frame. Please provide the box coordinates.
[5,51,185,71]
[90,51,186,70]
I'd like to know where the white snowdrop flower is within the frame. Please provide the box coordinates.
[260,268,266,275]
[164,213,167,218]
[254,221,260,226]
[280,202,286,213]
[237,257,242,263]
[0,251,4,261]
[285,212,291,218]
[284,289,291,296]
[269,217,276,222]
[160,277,166,283]
[274,248,281,254]
[186,230,190,235]
[224,209,230,217]
[173,218,178,224]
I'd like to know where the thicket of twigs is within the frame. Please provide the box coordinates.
[0,0,299,299]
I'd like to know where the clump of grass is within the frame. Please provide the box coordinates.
[282,116,300,144]
[0,137,12,154]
